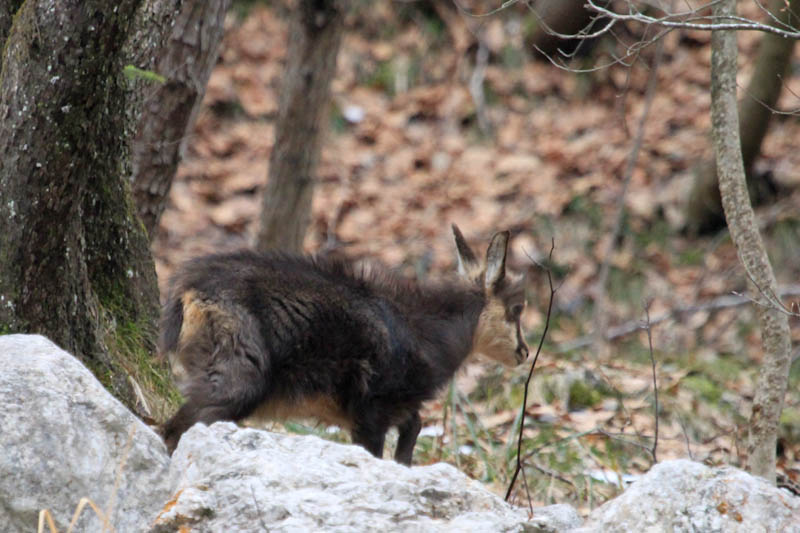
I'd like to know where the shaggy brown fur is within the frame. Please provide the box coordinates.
[160,226,527,465]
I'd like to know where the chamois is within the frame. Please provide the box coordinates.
[160,225,528,465]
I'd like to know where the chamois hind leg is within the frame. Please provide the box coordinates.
[163,400,252,454]
[162,307,268,454]
[162,360,267,454]
[394,411,421,466]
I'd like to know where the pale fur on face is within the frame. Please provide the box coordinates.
[472,296,527,366]
[452,226,528,366]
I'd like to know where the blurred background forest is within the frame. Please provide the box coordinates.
[151,0,800,511]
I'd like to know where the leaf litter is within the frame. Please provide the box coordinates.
[152,1,800,513]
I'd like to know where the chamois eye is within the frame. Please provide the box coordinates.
[512,304,524,317]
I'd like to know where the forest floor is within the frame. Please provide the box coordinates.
[151,0,800,513]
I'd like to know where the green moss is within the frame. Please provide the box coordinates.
[85,356,116,391]
[328,102,347,134]
[780,408,800,440]
[633,218,670,250]
[563,194,603,228]
[682,374,722,403]
[198,507,216,519]
[678,247,704,266]
[104,317,182,419]
[366,60,396,95]
[607,266,645,306]
[231,0,273,21]
[568,380,603,410]
[767,218,800,277]
[122,64,166,84]
[0,1,32,81]
[789,357,800,388]
[694,355,745,384]
[502,44,524,69]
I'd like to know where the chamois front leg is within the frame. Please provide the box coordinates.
[351,410,388,459]
[394,411,421,466]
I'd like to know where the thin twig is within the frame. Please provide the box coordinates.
[738,266,800,318]
[450,0,522,19]
[437,383,450,461]
[449,381,461,468]
[558,284,800,352]
[586,0,800,38]
[520,427,655,464]
[505,240,558,502]
[677,414,694,461]
[521,465,534,515]
[593,428,657,456]
[644,304,659,463]
[530,462,578,490]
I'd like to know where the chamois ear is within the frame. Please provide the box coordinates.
[452,224,478,277]
[484,231,509,290]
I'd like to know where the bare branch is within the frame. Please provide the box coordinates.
[677,415,695,460]
[586,0,800,38]
[739,260,800,318]
[505,241,558,502]
[559,285,800,352]
[530,462,579,490]
[450,0,522,19]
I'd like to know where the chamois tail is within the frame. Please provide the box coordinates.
[158,294,184,361]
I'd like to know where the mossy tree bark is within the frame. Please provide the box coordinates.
[132,0,231,239]
[0,0,24,46]
[687,0,799,234]
[710,0,793,484]
[0,0,182,418]
[255,0,348,253]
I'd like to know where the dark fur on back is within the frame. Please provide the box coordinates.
[160,249,489,463]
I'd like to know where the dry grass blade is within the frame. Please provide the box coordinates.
[37,498,113,533]
[36,424,137,533]
[37,509,58,533]
[67,498,115,533]
[104,425,137,532]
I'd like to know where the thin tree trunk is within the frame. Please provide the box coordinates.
[255,0,348,253]
[0,0,181,418]
[710,0,793,484]
[687,0,798,234]
[132,0,231,239]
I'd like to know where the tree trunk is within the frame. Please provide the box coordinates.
[0,0,24,46]
[255,0,348,253]
[132,0,231,239]
[0,0,181,418]
[687,0,798,234]
[710,0,793,484]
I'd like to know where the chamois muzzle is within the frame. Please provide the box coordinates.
[516,343,529,364]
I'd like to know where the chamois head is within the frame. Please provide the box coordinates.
[453,225,529,366]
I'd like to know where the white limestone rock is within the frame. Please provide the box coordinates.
[576,459,800,533]
[0,334,170,533]
[150,422,582,532]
